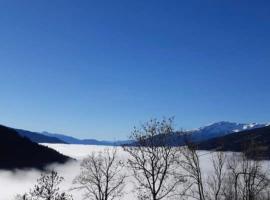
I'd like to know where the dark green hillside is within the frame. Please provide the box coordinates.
[198,126,270,159]
[0,125,70,170]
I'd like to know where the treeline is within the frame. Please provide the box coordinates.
[15,118,270,200]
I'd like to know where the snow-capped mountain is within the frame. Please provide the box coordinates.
[188,121,268,142]
[197,125,270,159]
[41,121,269,146]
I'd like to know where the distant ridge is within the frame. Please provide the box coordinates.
[42,121,268,146]
[186,121,266,142]
[42,131,133,146]
[3,121,267,147]
[197,125,270,159]
[155,121,268,146]
[0,124,71,170]
[16,129,66,144]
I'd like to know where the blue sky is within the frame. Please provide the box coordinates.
[0,1,270,140]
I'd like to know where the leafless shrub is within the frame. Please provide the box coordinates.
[15,170,73,200]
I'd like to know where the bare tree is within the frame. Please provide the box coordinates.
[15,170,73,200]
[206,151,227,200]
[225,152,270,200]
[176,134,270,200]
[123,118,184,200]
[179,143,206,200]
[73,148,126,200]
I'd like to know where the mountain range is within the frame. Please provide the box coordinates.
[185,121,267,142]
[11,121,270,146]
[4,127,130,145]
[41,131,132,145]
[197,125,270,159]
[1,121,270,170]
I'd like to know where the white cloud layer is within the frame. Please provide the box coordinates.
[1,144,268,200]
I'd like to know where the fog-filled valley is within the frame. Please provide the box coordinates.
[0,144,214,199]
[1,1,270,199]
[1,144,269,200]
[2,119,270,200]
[0,144,135,200]
[0,145,117,200]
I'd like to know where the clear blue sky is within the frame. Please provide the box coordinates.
[0,1,270,140]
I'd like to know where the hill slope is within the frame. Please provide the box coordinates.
[198,125,270,158]
[0,125,71,170]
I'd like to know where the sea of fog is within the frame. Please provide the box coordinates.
[0,144,135,200]
[1,144,269,200]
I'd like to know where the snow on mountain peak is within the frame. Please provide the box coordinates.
[188,121,268,141]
